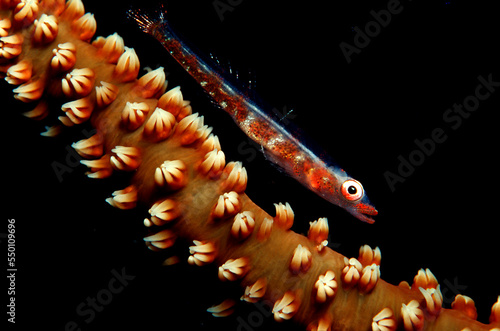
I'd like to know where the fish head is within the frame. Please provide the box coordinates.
[337,178,378,224]
[317,167,378,223]
[305,166,378,223]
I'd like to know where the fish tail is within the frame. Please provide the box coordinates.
[127,5,167,36]
[128,6,235,113]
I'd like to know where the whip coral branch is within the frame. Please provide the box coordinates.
[2,1,499,330]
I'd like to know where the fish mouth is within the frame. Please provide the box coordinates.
[349,204,378,224]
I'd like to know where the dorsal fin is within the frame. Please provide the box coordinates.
[208,51,257,95]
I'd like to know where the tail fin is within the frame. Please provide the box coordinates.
[126,4,167,35]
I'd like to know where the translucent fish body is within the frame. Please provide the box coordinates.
[129,8,377,223]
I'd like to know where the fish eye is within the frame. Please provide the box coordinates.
[341,179,364,201]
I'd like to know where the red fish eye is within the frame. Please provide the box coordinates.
[341,180,364,201]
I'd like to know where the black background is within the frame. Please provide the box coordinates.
[3,0,499,330]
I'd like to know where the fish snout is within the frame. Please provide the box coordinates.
[350,203,378,224]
